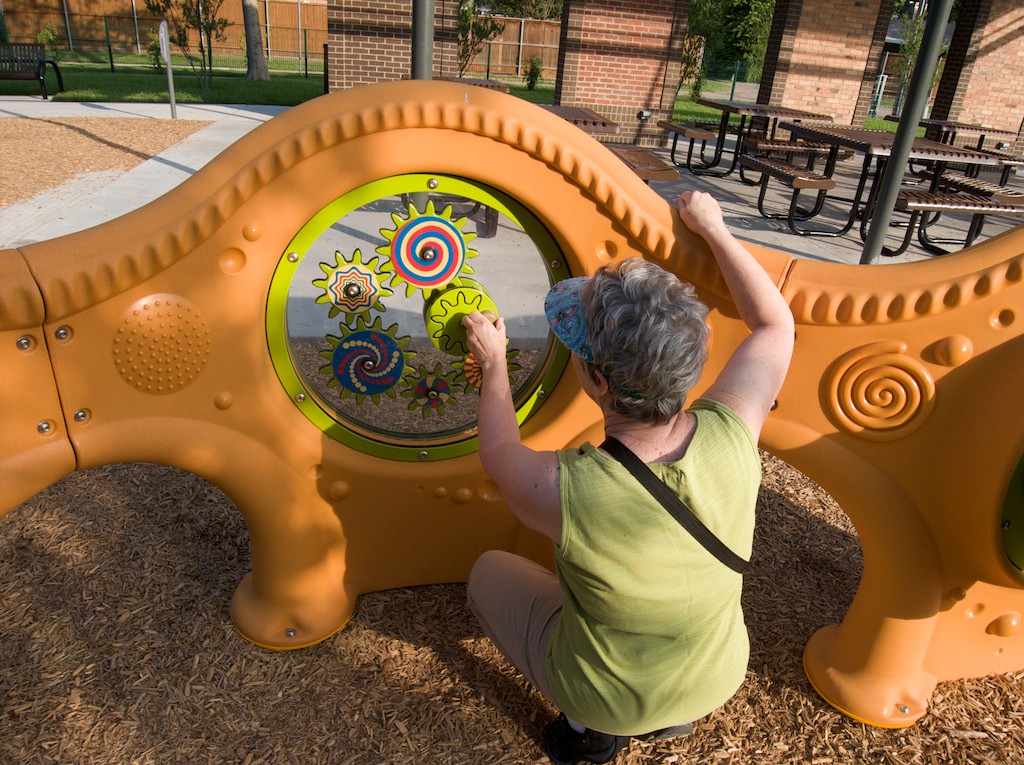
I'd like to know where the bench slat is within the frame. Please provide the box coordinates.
[738,156,836,190]
[656,120,716,142]
[939,174,1024,205]
[742,137,834,156]
[896,191,1024,215]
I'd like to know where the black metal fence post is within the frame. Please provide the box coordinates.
[104,17,114,72]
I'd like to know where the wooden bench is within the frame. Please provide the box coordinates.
[886,190,1024,256]
[738,155,837,235]
[607,145,680,183]
[657,119,717,168]
[0,42,63,99]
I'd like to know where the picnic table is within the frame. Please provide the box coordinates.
[540,104,621,135]
[917,118,1018,151]
[540,104,679,183]
[774,122,1020,254]
[675,99,834,177]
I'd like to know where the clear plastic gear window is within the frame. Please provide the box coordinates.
[268,175,570,461]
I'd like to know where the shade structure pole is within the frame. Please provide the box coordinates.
[860,0,954,264]
[412,0,435,80]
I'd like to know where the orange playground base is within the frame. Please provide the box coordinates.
[1,81,1022,728]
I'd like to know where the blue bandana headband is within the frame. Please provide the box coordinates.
[544,277,593,361]
[544,276,646,400]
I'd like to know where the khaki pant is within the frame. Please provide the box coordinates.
[467,549,697,738]
[466,549,561,703]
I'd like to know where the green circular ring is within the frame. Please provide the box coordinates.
[267,174,569,462]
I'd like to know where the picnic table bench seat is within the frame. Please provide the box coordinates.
[738,155,836,190]
[968,148,1024,185]
[657,120,716,169]
[738,155,839,236]
[936,173,1024,205]
[741,136,834,157]
[657,119,716,143]
[886,190,1024,256]
[0,42,63,99]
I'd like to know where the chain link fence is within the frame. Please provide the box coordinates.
[4,6,326,77]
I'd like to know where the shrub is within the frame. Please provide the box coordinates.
[524,56,543,91]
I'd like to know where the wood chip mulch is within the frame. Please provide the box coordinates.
[1,117,1022,764]
[3,457,1021,764]
[0,116,210,208]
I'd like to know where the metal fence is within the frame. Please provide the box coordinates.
[1,1,327,76]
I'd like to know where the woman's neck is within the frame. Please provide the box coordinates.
[602,409,696,463]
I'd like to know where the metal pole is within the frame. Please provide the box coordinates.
[265,0,271,59]
[411,0,434,79]
[860,0,953,264]
[104,17,114,72]
[131,0,140,53]
[297,0,304,76]
[516,18,524,76]
[61,0,73,50]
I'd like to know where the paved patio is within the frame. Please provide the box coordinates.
[1,93,1020,266]
[638,135,1024,266]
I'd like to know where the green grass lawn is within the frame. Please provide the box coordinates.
[0,65,909,133]
[0,64,325,106]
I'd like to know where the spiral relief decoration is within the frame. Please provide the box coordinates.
[319,315,416,404]
[825,341,935,441]
[377,200,478,297]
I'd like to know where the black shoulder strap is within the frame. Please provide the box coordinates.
[600,437,748,574]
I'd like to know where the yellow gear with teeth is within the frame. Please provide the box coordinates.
[422,279,499,356]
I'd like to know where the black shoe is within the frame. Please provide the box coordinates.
[542,714,630,765]
[633,721,694,742]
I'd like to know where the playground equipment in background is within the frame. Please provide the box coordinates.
[1,81,1022,728]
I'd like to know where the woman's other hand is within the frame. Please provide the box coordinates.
[676,190,729,241]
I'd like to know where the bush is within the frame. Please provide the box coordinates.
[148,28,165,72]
[524,56,543,91]
[37,22,60,59]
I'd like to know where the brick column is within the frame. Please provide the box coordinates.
[932,0,1024,153]
[758,0,892,126]
[326,1,458,91]
[554,0,689,147]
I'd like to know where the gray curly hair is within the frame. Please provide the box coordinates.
[580,258,710,424]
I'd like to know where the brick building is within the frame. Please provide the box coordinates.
[759,0,894,127]
[325,0,459,91]
[324,0,1024,152]
[932,0,1024,153]
[554,0,688,146]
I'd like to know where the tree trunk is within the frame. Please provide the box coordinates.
[242,0,269,81]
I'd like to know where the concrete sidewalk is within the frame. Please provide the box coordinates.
[0,99,288,250]
[2,95,1020,264]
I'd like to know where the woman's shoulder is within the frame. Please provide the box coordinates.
[688,397,759,457]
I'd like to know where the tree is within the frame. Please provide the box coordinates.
[145,0,229,89]
[728,0,774,82]
[889,1,949,117]
[688,0,775,83]
[458,1,505,77]
[490,1,562,19]
[241,0,268,81]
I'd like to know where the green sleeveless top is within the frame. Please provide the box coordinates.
[545,398,759,735]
